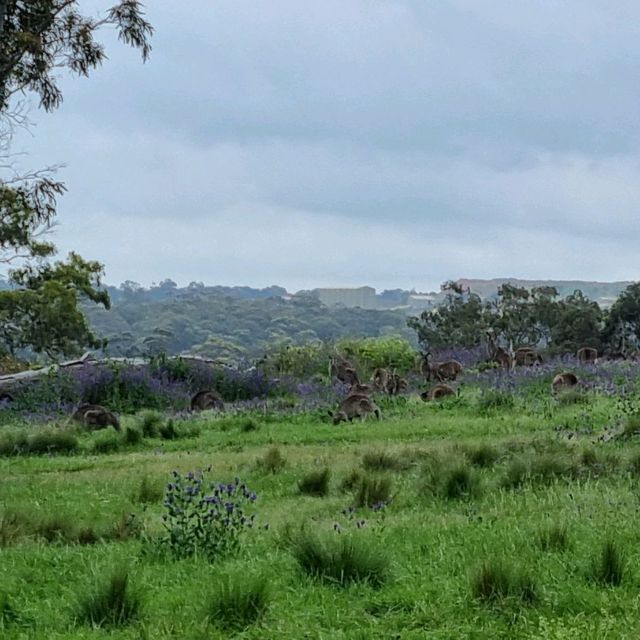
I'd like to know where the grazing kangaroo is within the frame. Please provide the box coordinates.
[372,367,391,392]
[72,403,120,431]
[486,332,513,370]
[386,370,408,396]
[420,384,455,402]
[514,347,542,366]
[329,394,381,425]
[190,390,225,411]
[330,356,360,386]
[347,382,373,397]
[576,347,598,365]
[551,372,579,394]
[421,353,463,382]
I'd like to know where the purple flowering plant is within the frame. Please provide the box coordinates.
[161,468,258,561]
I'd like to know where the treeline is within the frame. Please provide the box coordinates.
[408,281,640,355]
[84,285,415,363]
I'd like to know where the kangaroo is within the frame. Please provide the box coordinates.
[515,347,542,367]
[420,384,455,402]
[347,382,373,397]
[486,332,513,370]
[551,372,579,394]
[72,403,120,431]
[330,356,360,386]
[329,394,381,425]
[576,347,598,365]
[421,353,463,382]
[386,371,408,396]
[371,367,391,392]
[190,390,225,411]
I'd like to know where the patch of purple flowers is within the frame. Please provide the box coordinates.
[161,469,258,561]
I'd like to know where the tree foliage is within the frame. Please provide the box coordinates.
[0,1,152,360]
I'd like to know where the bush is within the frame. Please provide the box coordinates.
[76,567,141,628]
[161,470,257,561]
[256,447,286,474]
[588,539,625,586]
[354,474,392,509]
[205,574,269,631]
[298,468,331,497]
[471,559,537,604]
[290,530,389,587]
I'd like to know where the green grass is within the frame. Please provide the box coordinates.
[2,391,640,637]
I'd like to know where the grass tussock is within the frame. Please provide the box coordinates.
[466,443,500,468]
[205,574,269,632]
[76,567,141,628]
[240,418,261,432]
[138,410,164,438]
[298,467,331,497]
[471,559,537,605]
[537,523,570,552]
[621,415,640,439]
[354,474,393,508]
[477,390,515,414]
[0,509,33,546]
[0,429,78,457]
[290,530,389,587]
[362,450,407,472]
[90,430,122,454]
[134,475,163,504]
[588,539,625,586]
[122,425,143,445]
[256,447,286,474]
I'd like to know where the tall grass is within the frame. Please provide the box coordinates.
[204,574,269,631]
[76,567,142,628]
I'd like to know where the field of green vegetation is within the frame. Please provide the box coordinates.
[3,387,640,639]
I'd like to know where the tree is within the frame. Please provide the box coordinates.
[601,282,640,355]
[407,281,489,350]
[550,290,602,355]
[0,1,152,359]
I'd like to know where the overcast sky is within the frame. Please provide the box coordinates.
[9,1,640,292]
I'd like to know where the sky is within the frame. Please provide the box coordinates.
[8,1,640,292]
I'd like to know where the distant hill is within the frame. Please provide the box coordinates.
[456,278,634,307]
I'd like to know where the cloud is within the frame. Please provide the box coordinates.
[6,0,640,289]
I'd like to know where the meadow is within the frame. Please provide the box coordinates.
[2,360,640,638]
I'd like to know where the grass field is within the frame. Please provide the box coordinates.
[2,389,640,639]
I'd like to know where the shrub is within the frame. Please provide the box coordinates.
[354,474,392,509]
[362,451,406,472]
[298,468,331,497]
[205,574,269,631]
[91,431,122,454]
[290,530,389,587]
[256,447,286,474]
[588,539,625,586]
[537,523,569,552]
[138,410,164,437]
[76,567,141,628]
[471,559,537,604]
[161,470,257,561]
